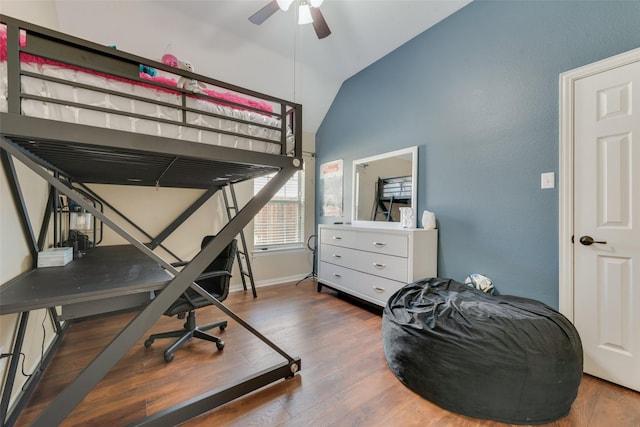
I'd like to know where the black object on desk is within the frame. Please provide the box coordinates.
[0,245,172,319]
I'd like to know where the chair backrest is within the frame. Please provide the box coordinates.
[196,236,237,302]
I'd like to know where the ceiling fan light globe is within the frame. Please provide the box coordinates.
[298,4,314,24]
[276,0,294,11]
[310,0,324,7]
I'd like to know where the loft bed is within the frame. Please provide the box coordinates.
[372,176,412,221]
[0,15,302,426]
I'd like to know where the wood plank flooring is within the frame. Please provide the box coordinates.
[14,281,640,426]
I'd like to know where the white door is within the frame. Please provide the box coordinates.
[573,59,640,391]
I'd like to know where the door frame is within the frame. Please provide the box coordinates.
[558,47,640,321]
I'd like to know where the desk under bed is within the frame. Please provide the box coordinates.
[0,15,302,426]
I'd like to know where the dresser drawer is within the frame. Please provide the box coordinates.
[319,244,408,282]
[318,262,405,307]
[351,231,408,257]
[320,227,409,258]
[319,227,358,249]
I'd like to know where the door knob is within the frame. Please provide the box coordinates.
[579,235,607,246]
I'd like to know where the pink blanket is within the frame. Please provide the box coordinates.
[1,26,274,114]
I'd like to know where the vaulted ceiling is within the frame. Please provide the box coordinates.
[21,1,472,133]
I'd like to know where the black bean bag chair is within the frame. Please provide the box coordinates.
[382,278,583,425]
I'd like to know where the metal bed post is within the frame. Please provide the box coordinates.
[0,312,28,427]
[0,310,68,427]
[0,150,69,426]
[4,21,20,115]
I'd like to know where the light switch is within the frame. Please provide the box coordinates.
[541,172,555,189]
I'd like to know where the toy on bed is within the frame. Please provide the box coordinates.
[159,53,205,93]
[108,44,157,77]
[177,60,206,93]
[162,53,179,68]
[139,64,157,76]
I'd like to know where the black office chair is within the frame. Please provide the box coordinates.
[144,236,237,362]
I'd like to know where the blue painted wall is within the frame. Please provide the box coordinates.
[315,0,640,308]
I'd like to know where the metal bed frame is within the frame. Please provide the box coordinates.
[0,15,303,426]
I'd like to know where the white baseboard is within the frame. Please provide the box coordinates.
[228,273,311,293]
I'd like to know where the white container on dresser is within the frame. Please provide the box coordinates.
[317,224,438,307]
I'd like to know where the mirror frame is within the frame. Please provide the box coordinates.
[351,146,418,229]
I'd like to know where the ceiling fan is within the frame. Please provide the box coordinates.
[249,0,332,39]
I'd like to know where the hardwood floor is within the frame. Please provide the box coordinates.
[14,281,640,427]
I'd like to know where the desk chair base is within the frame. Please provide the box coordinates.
[144,310,226,362]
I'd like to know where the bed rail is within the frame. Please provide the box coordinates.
[0,14,302,160]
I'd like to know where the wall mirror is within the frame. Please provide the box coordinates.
[352,146,418,228]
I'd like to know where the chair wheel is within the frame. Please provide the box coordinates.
[219,324,226,331]
[216,340,225,351]
[164,351,174,363]
[144,339,153,348]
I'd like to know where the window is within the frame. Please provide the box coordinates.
[253,170,305,250]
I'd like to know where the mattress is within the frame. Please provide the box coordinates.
[0,30,293,155]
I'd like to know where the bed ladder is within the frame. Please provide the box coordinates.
[372,178,393,221]
[223,184,258,298]
[373,197,394,221]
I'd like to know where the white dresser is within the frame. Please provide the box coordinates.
[317,224,438,307]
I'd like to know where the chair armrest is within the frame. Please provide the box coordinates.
[196,271,232,281]
[171,261,190,268]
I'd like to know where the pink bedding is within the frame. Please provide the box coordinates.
[0,26,274,114]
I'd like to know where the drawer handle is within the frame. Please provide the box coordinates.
[333,254,342,258]
[333,273,342,278]
[332,236,342,240]
[372,262,386,269]
[373,286,385,293]
[372,242,386,247]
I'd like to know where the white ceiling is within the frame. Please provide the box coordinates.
[47,1,470,133]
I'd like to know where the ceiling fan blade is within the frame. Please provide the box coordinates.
[310,7,331,39]
[249,1,280,25]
